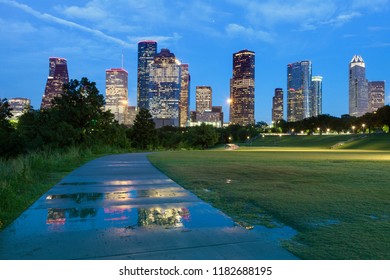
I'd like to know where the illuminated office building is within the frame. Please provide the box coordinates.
[180,64,190,127]
[272,88,284,122]
[196,86,212,114]
[349,55,368,117]
[311,76,323,117]
[41,57,69,109]
[287,61,312,122]
[368,81,385,112]
[105,68,128,125]
[148,48,181,128]
[230,50,255,125]
[137,40,157,109]
[8,98,31,120]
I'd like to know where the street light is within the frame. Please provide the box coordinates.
[362,123,366,134]
[352,125,355,134]
[327,128,330,134]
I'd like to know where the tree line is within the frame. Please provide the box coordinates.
[1,77,390,158]
[274,108,390,135]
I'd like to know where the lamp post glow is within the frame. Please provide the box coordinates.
[352,125,355,134]
[362,123,366,134]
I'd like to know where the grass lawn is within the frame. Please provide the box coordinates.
[148,149,390,259]
[245,133,390,150]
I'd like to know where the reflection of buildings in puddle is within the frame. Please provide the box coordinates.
[45,188,184,204]
[138,207,190,228]
[46,208,97,225]
[103,206,133,222]
[46,193,104,203]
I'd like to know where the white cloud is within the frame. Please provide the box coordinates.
[0,0,133,48]
[226,23,273,43]
[55,2,107,21]
[323,12,361,26]
[228,0,385,31]
[129,33,182,45]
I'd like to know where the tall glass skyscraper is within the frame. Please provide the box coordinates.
[137,40,157,110]
[41,57,69,109]
[311,76,323,117]
[368,81,385,113]
[287,61,312,122]
[148,48,181,128]
[272,88,284,122]
[230,49,255,125]
[349,55,368,117]
[179,64,190,127]
[105,68,128,125]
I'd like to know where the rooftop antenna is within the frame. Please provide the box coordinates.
[121,49,124,69]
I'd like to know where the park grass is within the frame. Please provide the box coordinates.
[246,133,390,150]
[0,145,129,230]
[148,149,390,259]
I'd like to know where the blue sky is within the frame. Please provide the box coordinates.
[1,0,389,123]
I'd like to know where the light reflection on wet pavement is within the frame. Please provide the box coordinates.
[0,153,298,260]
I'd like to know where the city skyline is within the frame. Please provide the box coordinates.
[1,0,390,123]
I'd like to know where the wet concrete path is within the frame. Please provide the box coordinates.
[0,153,298,260]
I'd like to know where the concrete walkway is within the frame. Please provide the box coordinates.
[0,153,298,260]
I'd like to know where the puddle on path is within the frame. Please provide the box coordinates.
[44,204,234,232]
[59,179,173,186]
[46,188,187,203]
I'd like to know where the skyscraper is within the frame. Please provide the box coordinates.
[287,61,312,122]
[137,40,157,110]
[272,88,284,122]
[179,64,190,127]
[230,50,255,125]
[196,86,212,114]
[311,76,323,117]
[8,98,31,120]
[148,48,181,128]
[368,81,385,112]
[41,57,69,109]
[349,55,368,117]
[105,68,128,125]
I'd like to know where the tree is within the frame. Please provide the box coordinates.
[129,108,157,150]
[0,99,21,157]
[376,106,390,131]
[17,78,128,152]
[0,98,13,123]
[187,123,219,149]
[49,77,119,146]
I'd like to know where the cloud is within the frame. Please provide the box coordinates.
[55,2,107,21]
[364,42,390,48]
[323,12,361,26]
[0,0,133,48]
[368,26,390,31]
[228,0,384,31]
[129,33,182,44]
[226,23,273,43]
[233,0,337,27]
[351,0,390,11]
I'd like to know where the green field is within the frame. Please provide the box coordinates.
[148,147,390,259]
[245,133,390,150]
